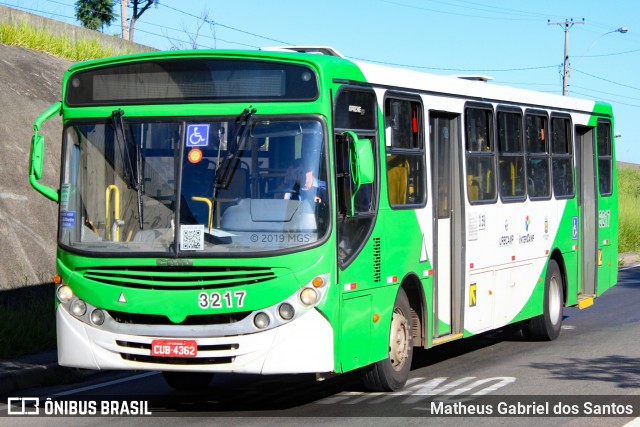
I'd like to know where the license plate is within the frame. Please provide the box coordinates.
[151,339,197,358]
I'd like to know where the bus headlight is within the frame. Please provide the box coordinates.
[70,299,87,317]
[278,303,295,320]
[57,285,73,303]
[254,312,270,329]
[300,288,318,306]
[90,309,105,326]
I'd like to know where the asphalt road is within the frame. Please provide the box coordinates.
[3,265,640,426]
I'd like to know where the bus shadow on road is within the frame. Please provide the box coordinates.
[411,323,537,370]
[528,354,640,389]
[148,326,536,413]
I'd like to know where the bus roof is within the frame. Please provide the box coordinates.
[64,47,612,116]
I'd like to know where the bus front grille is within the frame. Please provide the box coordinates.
[77,266,278,290]
[116,340,237,365]
[119,353,235,365]
[107,310,252,325]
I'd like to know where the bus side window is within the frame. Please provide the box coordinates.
[551,115,574,199]
[497,108,526,201]
[525,111,551,200]
[465,106,496,204]
[384,96,426,208]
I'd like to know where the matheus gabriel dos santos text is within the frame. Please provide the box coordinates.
[430,399,637,416]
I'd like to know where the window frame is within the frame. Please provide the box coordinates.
[597,119,613,197]
[383,92,427,209]
[464,103,497,205]
[333,85,380,269]
[550,113,575,200]
[496,105,527,203]
[524,109,552,201]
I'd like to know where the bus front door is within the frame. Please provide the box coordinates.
[575,126,598,296]
[429,113,463,339]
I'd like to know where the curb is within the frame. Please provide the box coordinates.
[0,351,90,396]
[0,363,62,396]
[0,351,58,395]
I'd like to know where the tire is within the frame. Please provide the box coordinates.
[528,259,564,341]
[361,288,414,391]
[162,371,214,390]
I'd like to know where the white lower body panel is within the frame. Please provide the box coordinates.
[57,306,334,374]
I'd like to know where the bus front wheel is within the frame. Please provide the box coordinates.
[162,371,214,390]
[528,259,564,341]
[361,287,413,391]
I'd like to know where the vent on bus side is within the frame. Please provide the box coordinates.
[373,237,381,283]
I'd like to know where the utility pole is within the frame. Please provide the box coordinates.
[548,18,584,96]
[121,0,130,41]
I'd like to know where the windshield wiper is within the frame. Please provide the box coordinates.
[209,107,256,228]
[110,109,144,230]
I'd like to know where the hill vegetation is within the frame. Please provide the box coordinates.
[0,20,133,60]
[617,164,640,253]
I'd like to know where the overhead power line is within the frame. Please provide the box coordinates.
[3,0,638,97]
[158,3,294,46]
[570,68,640,91]
[347,55,558,72]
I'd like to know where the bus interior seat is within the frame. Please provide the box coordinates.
[468,175,480,201]
[387,156,409,204]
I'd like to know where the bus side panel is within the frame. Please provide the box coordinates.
[556,195,580,307]
[596,188,618,295]
[339,294,372,372]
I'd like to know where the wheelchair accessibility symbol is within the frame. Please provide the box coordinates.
[186,124,209,147]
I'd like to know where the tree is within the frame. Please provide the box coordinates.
[120,0,158,41]
[74,0,117,32]
[165,10,214,50]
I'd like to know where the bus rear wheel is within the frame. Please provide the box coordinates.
[162,371,214,390]
[528,259,564,341]
[361,288,413,391]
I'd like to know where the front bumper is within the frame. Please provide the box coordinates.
[57,305,334,374]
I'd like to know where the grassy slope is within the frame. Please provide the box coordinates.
[617,163,640,253]
[0,21,133,60]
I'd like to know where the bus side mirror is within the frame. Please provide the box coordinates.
[31,135,44,180]
[29,102,62,203]
[342,131,374,217]
[351,136,374,187]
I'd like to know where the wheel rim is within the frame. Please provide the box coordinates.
[549,276,562,326]
[389,307,411,371]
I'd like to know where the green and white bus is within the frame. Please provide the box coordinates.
[30,46,618,391]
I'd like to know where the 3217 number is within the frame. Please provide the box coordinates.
[198,291,246,309]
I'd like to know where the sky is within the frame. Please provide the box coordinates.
[5,0,640,163]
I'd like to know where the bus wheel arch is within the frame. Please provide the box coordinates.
[361,284,416,391]
[400,273,426,348]
[528,257,564,341]
[550,249,568,306]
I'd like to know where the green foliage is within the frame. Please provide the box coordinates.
[618,165,640,253]
[75,0,117,32]
[0,21,132,61]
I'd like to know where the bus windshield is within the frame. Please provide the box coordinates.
[58,117,329,255]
